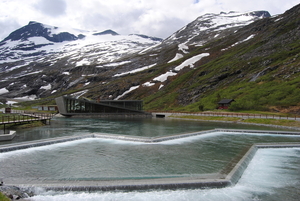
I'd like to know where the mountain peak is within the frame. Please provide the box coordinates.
[162,10,271,46]
[1,21,80,43]
[248,11,271,18]
[93,29,119,36]
[219,10,271,18]
[28,21,43,25]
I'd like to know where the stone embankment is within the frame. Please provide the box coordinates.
[0,184,34,200]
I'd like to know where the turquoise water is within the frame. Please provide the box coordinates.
[0,116,296,145]
[1,117,300,200]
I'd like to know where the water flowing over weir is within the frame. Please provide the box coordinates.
[0,117,300,201]
[1,128,300,193]
[20,147,300,201]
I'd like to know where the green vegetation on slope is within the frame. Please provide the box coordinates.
[142,14,300,113]
[0,192,10,201]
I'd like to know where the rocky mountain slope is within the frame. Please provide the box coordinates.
[0,4,299,113]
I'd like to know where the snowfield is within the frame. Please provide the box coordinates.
[115,86,140,100]
[168,53,184,63]
[153,71,177,82]
[174,53,209,71]
[0,88,8,95]
[114,63,157,77]
[0,23,161,68]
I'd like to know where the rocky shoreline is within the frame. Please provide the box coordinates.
[0,185,34,200]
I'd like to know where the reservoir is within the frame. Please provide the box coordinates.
[0,117,300,200]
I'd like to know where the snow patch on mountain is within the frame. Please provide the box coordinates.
[197,11,267,32]
[42,24,86,38]
[178,43,189,54]
[70,90,89,99]
[0,88,9,95]
[40,84,51,90]
[14,95,37,100]
[114,63,156,77]
[142,82,155,87]
[102,61,132,67]
[76,58,91,67]
[222,34,256,51]
[153,71,177,82]
[115,85,140,100]
[138,43,161,55]
[174,53,210,71]
[168,53,184,63]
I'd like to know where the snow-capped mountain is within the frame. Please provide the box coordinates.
[0,10,271,100]
[141,11,271,56]
[0,21,162,70]
[165,11,270,44]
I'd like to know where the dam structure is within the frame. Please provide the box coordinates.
[55,96,150,117]
[1,129,300,191]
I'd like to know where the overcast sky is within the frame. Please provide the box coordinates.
[0,0,298,40]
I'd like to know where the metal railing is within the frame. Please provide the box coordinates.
[1,113,54,124]
[0,112,56,135]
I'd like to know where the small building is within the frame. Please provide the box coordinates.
[5,108,11,113]
[218,99,234,109]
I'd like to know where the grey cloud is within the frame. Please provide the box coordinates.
[35,0,67,17]
[145,18,187,39]
[80,8,145,35]
[0,19,21,41]
[80,13,111,31]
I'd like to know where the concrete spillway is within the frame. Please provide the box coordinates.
[1,129,300,191]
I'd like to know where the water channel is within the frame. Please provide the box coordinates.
[1,116,300,200]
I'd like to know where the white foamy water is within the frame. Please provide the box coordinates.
[26,148,300,201]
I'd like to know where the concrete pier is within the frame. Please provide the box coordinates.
[0,131,16,141]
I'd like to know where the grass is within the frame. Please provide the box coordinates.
[0,120,45,130]
[0,192,10,201]
[172,115,300,128]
